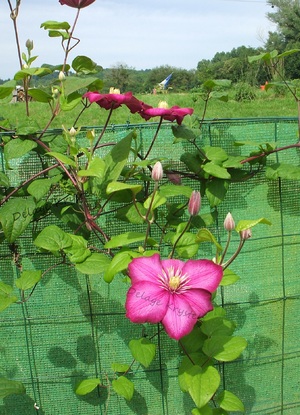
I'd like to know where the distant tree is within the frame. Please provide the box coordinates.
[196,46,267,85]
[266,0,300,78]
[103,62,132,92]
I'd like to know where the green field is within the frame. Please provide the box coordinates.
[0,90,298,130]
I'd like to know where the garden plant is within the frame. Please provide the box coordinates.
[0,1,300,414]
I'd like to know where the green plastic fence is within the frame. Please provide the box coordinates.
[0,117,299,415]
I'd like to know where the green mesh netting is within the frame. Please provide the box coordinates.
[0,117,299,415]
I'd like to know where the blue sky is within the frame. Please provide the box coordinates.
[0,0,276,79]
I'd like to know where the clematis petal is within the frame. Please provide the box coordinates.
[59,0,96,8]
[128,254,162,285]
[161,289,213,340]
[125,281,169,323]
[182,259,223,292]
[83,91,134,110]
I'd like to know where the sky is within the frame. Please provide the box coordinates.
[0,0,276,80]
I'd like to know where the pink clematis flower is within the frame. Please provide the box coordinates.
[125,254,223,340]
[139,105,194,125]
[83,91,145,113]
[59,0,96,8]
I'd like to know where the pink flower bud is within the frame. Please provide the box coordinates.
[152,161,163,181]
[240,228,252,240]
[188,191,201,216]
[224,212,235,231]
[166,172,181,185]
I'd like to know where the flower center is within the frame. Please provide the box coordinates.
[169,275,181,291]
[159,266,190,293]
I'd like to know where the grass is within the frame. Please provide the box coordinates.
[0,90,298,131]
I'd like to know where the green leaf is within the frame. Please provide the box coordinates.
[196,228,223,252]
[64,76,100,96]
[203,162,231,179]
[159,184,193,198]
[15,270,42,291]
[172,232,199,259]
[0,80,17,99]
[178,354,210,392]
[129,338,156,368]
[201,317,236,337]
[103,250,137,283]
[222,156,244,168]
[217,390,245,412]
[75,378,101,395]
[210,91,229,102]
[27,176,61,201]
[0,378,26,398]
[64,235,91,264]
[0,197,36,243]
[144,192,167,211]
[188,366,221,408]
[106,181,143,196]
[77,157,106,179]
[235,218,272,231]
[34,224,73,253]
[203,336,247,361]
[0,172,10,187]
[60,91,82,111]
[171,124,200,141]
[14,67,52,80]
[248,50,278,64]
[40,20,71,30]
[277,49,300,58]
[0,293,18,313]
[115,203,146,225]
[4,138,37,163]
[28,88,53,103]
[220,269,240,286]
[204,146,228,163]
[202,307,226,321]
[192,405,214,415]
[46,151,77,167]
[104,232,148,249]
[180,325,206,353]
[75,253,110,275]
[0,282,13,296]
[112,376,134,401]
[103,132,133,184]
[111,363,130,373]
[205,179,229,208]
[72,55,98,74]
[266,163,300,180]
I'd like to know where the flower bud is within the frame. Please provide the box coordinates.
[166,172,181,185]
[151,161,163,181]
[59,71,66,81]
[158,100,169,109]
[188,191,201,216]
[69,126,77,136]
[240,228,252,240]
[224,212,235,231]
[26,39,33,51]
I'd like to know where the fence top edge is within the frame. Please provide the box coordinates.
[0,116,298,137]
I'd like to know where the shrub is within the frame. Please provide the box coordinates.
[234,82,257,102]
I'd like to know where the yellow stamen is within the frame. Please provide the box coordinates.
[169,275,181,291]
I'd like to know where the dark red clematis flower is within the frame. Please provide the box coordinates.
[139,105,194,125]
[59,0,96,9]
[83,91,146,113]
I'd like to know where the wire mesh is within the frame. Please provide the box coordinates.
[0,117,299,414]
